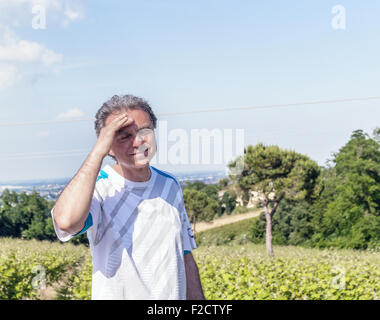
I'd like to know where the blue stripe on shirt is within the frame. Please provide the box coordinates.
[97,169,109,181]
[74,213,93,236]
[151,166,180,187]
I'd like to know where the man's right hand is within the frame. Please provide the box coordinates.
[93,112,133,158]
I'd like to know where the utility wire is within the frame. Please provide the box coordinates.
[0,149,91,161]
[0,95,379,127]
[0,118,93,127]
[0,95,378,161]
[157,96,380,116]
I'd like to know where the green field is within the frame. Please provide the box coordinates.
[1,237,379,300]
[196,243,379,299]
[195,216,256,247]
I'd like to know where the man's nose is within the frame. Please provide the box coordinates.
[133,133,145,147]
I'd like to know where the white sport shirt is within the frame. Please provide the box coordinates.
[51,164,197,300]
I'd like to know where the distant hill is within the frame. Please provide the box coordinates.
[0,170,226,187]
[0,178,71,187]
[0,170,227,202]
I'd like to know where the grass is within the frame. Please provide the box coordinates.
[195,216,258,247]
[0,237,90,300]
[1,233,379,300]
[194,243,380,299]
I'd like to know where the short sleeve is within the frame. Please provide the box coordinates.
[178,190,197,252]
[51,189,102,242]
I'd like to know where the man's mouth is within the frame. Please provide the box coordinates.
[131,148,149,157]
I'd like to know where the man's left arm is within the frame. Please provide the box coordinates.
[184,252,205,300]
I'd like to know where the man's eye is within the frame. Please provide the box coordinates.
[121,135,131,140]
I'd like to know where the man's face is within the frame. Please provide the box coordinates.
[106,108,156,168]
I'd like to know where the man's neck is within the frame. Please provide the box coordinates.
[112,163,152,182]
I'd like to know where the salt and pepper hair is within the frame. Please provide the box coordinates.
[94,94,157,137]
[94,94,158,161]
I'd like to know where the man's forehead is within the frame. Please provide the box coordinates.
[106,109,150,124]
[116,123,152,135]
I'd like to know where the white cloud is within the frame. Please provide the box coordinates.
[0,27,63,88]
[0,0,62,27]
[0,64,19,89]
[0,0,85,27]
[65,7,81,21]
[0,0,61,10]
[56,108,85,120]
[0,27,63,66]
[0,0,86,89]
[62,2,85,27]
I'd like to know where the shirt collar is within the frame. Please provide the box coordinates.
[102,164,155,188]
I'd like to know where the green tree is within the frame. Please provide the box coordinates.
[229,143,321,256]
[184,181,206,192]
[185,181,220,203]
[221,190,237,215]
[274,199,314,246]
[0,189,57,241]
[1,189,34,237]
[314,129,380,249]
[0,198,13,237]
[372,126,380,144]
[183,188,217,237]
[349,214,380,249]
[217,177,229,190]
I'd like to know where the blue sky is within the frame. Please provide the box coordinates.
[0,0,379,182]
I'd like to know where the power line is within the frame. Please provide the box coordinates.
[158,96,380,116]
[0,95,379,127]
[0,118,93,127]
[0,95,378,161]
[0,149,91,161]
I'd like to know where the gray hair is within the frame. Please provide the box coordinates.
[94,94,158,161]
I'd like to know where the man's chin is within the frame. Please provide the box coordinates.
[117,158,150,169]
[132,158,151,168]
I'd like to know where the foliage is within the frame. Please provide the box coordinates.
[312,129,380,249]
[229,142,321,255]
[229,143,322,204]
[1,127,379,255]
[0,189,89,245]
[220,190,237,215]
[230,205,250,215]
[183,188,220,224]
[197,244,380,300]
[0,238,88,300]
[184,181,220,203]
[217,177,229,189]
[373,126,380,144]
[0,189,55,240]
[247,129,380,251]
[1,239,379,300]
[56,254,92,300]
[250,200,315,246]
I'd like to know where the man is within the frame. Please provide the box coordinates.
[52,94,205,300]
